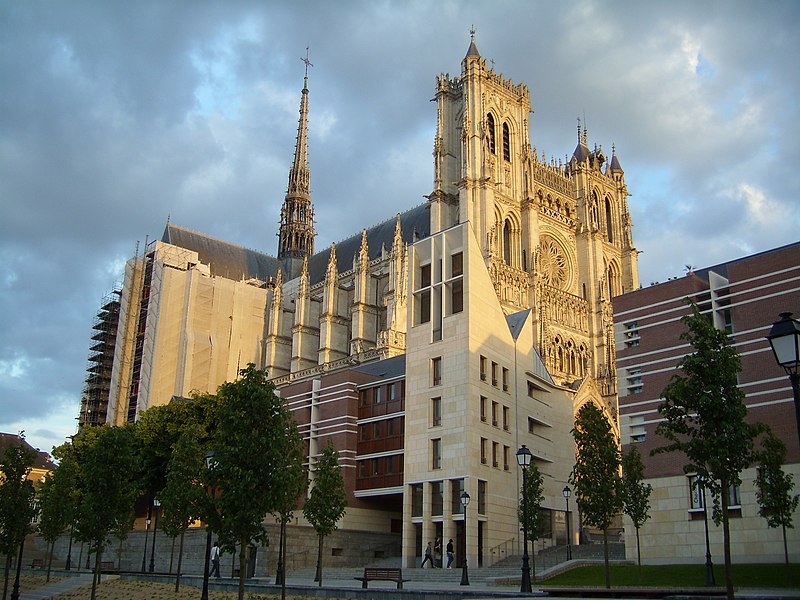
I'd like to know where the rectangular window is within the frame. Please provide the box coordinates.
[451,279,463,314]
[727,483,742,507]
[389,382,396,401]
[386,455,395,474]
[502,367,509,392]
[480,356,487,381]
[478,480,487,515]
[387,418,396,437]
[503,445,510,471]
[480,396,487,422]
[411,483,423,517]
[420,290,431,323]
[491,401,498,427]
[432,397,442,427]
[373,422,381,439]
[359,390,368,407]
[431,481,443,516]
[527,381,535,398]
[503,406,509,431]
[359,425,368,442]
[688,476,704,510]
[451,252,463,277]
[374,386,382,404]
[432,357,442,386]
[359,461,367,478]
[432,438,442,470]
[420,263,432,288]
[624,321,640,348]
[492,442,499,468]
[451,478,465,514]
[480,438,487,464]
[491,362,498,386]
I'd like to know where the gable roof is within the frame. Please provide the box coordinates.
[0,433,55,471]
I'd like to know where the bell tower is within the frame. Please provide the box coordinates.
[278,49,316,280]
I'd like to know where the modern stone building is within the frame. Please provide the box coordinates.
[83,35,640,568]
[613,241,800,564]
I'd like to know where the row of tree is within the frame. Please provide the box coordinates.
[0,364,347,600]
[561,304,797,599]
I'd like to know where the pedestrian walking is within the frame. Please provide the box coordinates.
[210,540,221,578]
[446,538,454,569]
[420,541,434,568]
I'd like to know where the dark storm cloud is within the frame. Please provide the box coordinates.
[1,0,797,453]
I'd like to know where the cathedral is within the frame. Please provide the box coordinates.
[80,34,638,568]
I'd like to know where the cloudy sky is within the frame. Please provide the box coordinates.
[2,0,798,454]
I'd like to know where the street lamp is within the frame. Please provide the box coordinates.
[562,486,572,561]
[201,450,217,600]
[460,491,470,586]
[149,498,161,573]
[516,445,532,593]
[141,512,151,573]
[767,312,800,449]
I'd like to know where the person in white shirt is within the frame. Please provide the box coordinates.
[210,540,221,578]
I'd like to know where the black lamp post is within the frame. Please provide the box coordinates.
[700,482,715,586]
[65,520,74,571]
[767,312,800,449]
[201,450,217,600]
[516,445,532,593]
[149,497,161,573]
[563,486,572,561]
[460,491,470,586]
[141,513,151,573]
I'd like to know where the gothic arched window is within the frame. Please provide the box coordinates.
[486,113,496,154]
[605,197,614,243]
[502,122,511,162]
[503,220,512,265]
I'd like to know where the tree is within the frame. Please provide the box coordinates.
[654,303,765,600]
[620,445,652,570]
[71,425,141,600]
[210,364,300,600]
[570,402,622,589]
[517,461,544,581]
[37,454,78,582]
[0,435,37,600]
[302,441,346,587]
[755,431,799,565]
[270,424,307,600]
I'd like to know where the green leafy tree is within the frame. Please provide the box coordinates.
[0,434,38,600]
[302,441,346,587]
[37,454,78,582]
[517,461,545,581]
[654,302,765,600]
[755,431,799,565]
[71,425,141,600]
[270,425,307,600]
[620,445,652,569]
[570,402,622,589]
[210,364,300,600]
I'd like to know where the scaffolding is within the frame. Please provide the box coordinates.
[78,288,122,430]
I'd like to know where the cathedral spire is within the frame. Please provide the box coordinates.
[278,48,316,280]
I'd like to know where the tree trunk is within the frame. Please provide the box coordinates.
[3,552,12,600]
[91,544,102,600]
[603,527,611,589]
[531,537,536,583]
[280,520,288,600]
[635,526,642,568]
[237,536,248,600]
[46,539,54,582]
[316,533,324,587]
[782,523,789,566]
[721,481,733,600]
[169,536,175,574]
[174,528,186,593]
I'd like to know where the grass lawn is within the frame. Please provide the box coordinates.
[539,563,800,589]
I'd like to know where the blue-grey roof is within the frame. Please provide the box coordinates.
[505,309,530,341]
[353,354,406,380]
[162,224,281,282]
[307,203,430,284]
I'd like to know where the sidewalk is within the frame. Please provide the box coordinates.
[18,573,115,600]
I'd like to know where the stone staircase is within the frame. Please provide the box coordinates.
[292,565,526,586]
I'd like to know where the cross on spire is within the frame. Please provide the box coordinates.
[470,25,475,41]
[301,47,314,78]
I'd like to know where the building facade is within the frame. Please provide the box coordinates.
[82,36,640,567]
[614,242,800,564]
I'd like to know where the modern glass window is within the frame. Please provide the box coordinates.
[432,438,442,470]
[478,480,487,514]
[451,279,463,314]
[411,483,423,517]
[420,290,431,323]
[432,397,442,427]
[451,252,463,277]
[431,481,443,516]
[432,357,442,386]
[420,263,432,288]
[451,478,465,514]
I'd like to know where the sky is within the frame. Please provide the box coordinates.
[1,0,798,456]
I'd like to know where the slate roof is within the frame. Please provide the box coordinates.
[0,433,55,471]
[352,354,407,380]
[162,224,281,283]
[162,202,430,287]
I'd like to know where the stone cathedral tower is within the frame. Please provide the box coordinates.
[427,33,638,418]
[278,57,316,280]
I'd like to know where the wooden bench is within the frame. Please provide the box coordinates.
[354,567,407,589]
[30,559,44,569]
[100,561,115,572]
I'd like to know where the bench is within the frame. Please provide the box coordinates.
[354,567,407,589]
[30,559,44,569]
[100,561,115,572]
